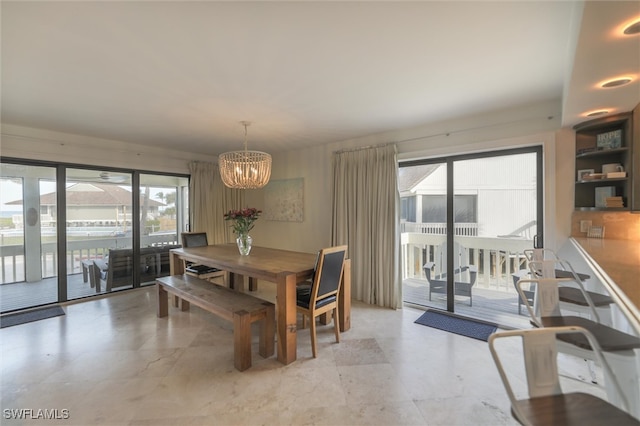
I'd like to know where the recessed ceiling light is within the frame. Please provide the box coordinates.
[601,77,633,88]
[623,20,640,35]
[586,110,609,117]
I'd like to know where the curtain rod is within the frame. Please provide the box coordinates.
[394,115,555,145]
[333,142,395,155]
[334,115,555,154]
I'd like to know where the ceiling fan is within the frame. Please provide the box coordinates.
[67,171,129,183]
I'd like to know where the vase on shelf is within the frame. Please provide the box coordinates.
[236,233,252,256]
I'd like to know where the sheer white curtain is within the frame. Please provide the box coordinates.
[331,144,401,308]
[188,161,244,244]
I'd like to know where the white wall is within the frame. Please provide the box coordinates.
[1,98,575,255]
[247,99,571,254]
[0,123,213,174]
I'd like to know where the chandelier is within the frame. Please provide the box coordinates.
[218,121,272,189]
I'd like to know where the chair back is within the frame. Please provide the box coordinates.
[516,278,563,325]
[523,248,559,262]
[182,232,208,248]
[433,241,470,280]
[527,260,601,321]
[529,259,556,279]
[311,245,347,302]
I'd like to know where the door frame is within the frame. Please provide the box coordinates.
[401,145,543,313]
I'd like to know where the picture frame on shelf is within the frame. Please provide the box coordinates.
[596,129,622,150]
[577,169,594,181]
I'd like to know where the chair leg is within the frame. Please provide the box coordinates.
[310,315,318,358]
[333,306,340,344]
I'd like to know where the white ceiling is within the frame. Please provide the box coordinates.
[1,1,639,156]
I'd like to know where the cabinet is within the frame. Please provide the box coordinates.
[574,112,633,211]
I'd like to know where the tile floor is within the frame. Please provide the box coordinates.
[1,285,604,426]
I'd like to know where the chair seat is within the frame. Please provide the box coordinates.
[296,286,336,309]
[558,287,614,307]
[541,316,640,352]
[514,392,640,426]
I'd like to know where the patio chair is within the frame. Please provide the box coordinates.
[423,242,477,306]
[489,327,638,426]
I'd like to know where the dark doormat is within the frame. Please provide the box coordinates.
[1,306,66,329]
[414,309,497,341]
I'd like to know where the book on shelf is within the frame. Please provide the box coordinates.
[605,196,624,208]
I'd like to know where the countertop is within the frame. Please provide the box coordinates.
[572,237,640,311]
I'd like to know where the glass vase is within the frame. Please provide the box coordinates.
[236,234,252,256]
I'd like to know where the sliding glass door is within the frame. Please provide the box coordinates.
[65,168,133,298]
[0,163,58,311]
[139,174,189,286]
[0,158,190,313]
[400,147,542,328]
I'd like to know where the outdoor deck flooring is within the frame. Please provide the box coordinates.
[0,274,151,313]
[403,277,531,329]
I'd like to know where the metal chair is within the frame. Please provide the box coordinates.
[489,327,638,425]
[515,277,640,417]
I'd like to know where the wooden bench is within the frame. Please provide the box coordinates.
[156,274,275,371]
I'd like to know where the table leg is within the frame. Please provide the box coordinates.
[229,272,245,292]
[276,272,297,364]
[169,251,185,275]
[157,284,168,318]
[338,259,351,332]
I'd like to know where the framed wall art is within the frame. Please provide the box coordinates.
[264,178,304,222]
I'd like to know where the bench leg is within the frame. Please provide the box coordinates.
[233,310,252,371]
[173,295,179,308]
[259,303,275,358]
[181,299,190,311]
[157,284,168,318]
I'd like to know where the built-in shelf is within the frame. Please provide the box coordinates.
[576,177,629,184]
[574,112,632,211]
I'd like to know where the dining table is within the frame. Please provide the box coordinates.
[169,243,351,365]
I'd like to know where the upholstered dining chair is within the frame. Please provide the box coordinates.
[296,245,347,358]
[489,327,637,426]
[181,232,226,284]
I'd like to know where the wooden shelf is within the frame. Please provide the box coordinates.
[576,177,628,184]
[576,147,628,158]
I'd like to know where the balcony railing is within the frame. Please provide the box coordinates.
[401,232,531,292]
[401,222,479,236]
[0,233,179,284]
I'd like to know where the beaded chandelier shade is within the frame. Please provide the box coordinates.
[218,122,272,189]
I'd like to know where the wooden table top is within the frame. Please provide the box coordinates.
[171,244,317,283]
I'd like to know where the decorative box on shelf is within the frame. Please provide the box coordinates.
[606,171,627,179]
[596,129,622,150]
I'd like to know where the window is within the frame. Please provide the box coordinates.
[421,195,477,223]
[401,196,416,222]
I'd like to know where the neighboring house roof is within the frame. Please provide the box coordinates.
[6,183,164,207]
[398,164,440,193]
